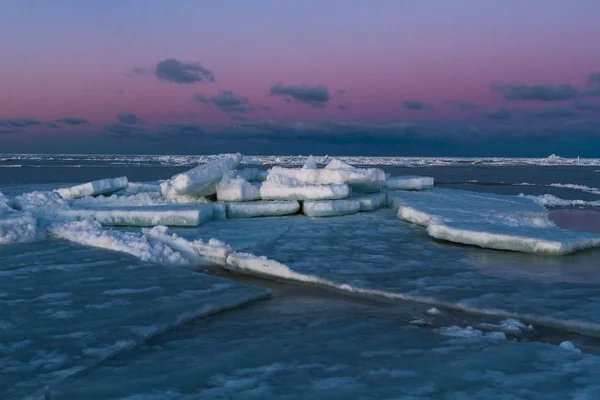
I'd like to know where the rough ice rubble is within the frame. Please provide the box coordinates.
[303,200,361,217]
[56,177,129,199]
[226,201,300,219]
[260,173,350,201]
[269,164,385,187]
[389,188,600,255]
[386,176,434,190]
[0,190,40,244]
[161,153,242,197]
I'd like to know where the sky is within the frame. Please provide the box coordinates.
[1,0,600,156]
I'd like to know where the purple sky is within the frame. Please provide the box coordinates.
[1,0,600,155]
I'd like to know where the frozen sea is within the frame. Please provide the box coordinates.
[2,154,600,399]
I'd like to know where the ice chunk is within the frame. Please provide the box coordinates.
[56,177,129,199]
[324,158,354,170]
[72,192,167,208]
[159,182,211,204]
[144,226,232,265]
[260,180,350,201]
[125,182,161,193]
[303,200,361,217]
[50,220,188,265]
[163,153,242,197]
[226,252,324,284]
[56,205,214,227]
[386,176,434,190]
[226,201,300,219]
[427,216,600,255]
[12,191,68,211]
[353,193,387,212]
[235,168,268,182]
[302,155,318,169]
[268,165,385,187]
[216,174,261,202]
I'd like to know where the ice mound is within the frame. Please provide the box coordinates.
[226,201,300,219]
[235,168,268,182]
[159,182,212,204]
[354,193,387,212]
[0,210,39,244]
[386,176,434,190]
[56,177,129,199]
[216,173,261,202]
[56,204,214,227]
[390,188,600,255]
[260,175,350,201]
[303,199,361,217]
[50,220,188,265]
[324,158,354,170]
[162,153,242,197]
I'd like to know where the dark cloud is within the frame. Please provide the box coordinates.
[574,99,600,111]
[484,108,511,119]
[128,67,149,77]
[588,73,600,86]
[154,58,215,84]
[45,122,60,128]
[270,83,330,107]
[231,115,248,122]
[580,87,600,98]
[104,123,146,138]
[193,90,255,114]
[339,104,348,111]
[537,106,579,118]
[445,100,478,110]
[116,112,142,124]
[493,83,578,101]
[56,117,90,126]
[403,100,426,110]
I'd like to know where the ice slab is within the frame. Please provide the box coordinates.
[386,175,434,190]
[71,192,167,208]
[56,177,129,200]
[213,202,227,220]
[354,193,387,212]
[388,188,548,225]
[12,190,68,212]
[0,238,269,400]
[428,217,600,255]
[216,175,261,202]
[125,181,161,193]
[260,181,350,201]
[303,199,361,217]
[226,201,300,219]
[56,204,214,227]
[163,153,242,197]
[269,165,385,187]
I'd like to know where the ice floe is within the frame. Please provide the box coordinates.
[226,201,300,219]
[386,175,434,190]
[303,199,361,217]
[56,177,129,199]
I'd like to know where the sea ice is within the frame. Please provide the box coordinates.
[56,204,214,227]
[162,153,242,197]
[302,155,318,169]
[0,210,39,244]
[324,158,354,170]
[303,199,361,217]
[235,168,268,182]
[213,202,227,220]
[56,177,129,199]
[216,173,261,202]
[268,165,385,187]
[12,190,68,211]
[353,193,387,212]
[226,201,300,219]
[386,176,434,190]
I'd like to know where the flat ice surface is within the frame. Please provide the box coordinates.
[182,211,600,332]
[303,200,361,217]
[0,239,269,400]
[388,188,600,255]
[386,175,434,190]
[56,204,215,227]
[164,153,242,197]
[49,295,600,399]
[226,201,300,219]
[354,193,387,212]
[260,181,350,201]
[56,177,129,200]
